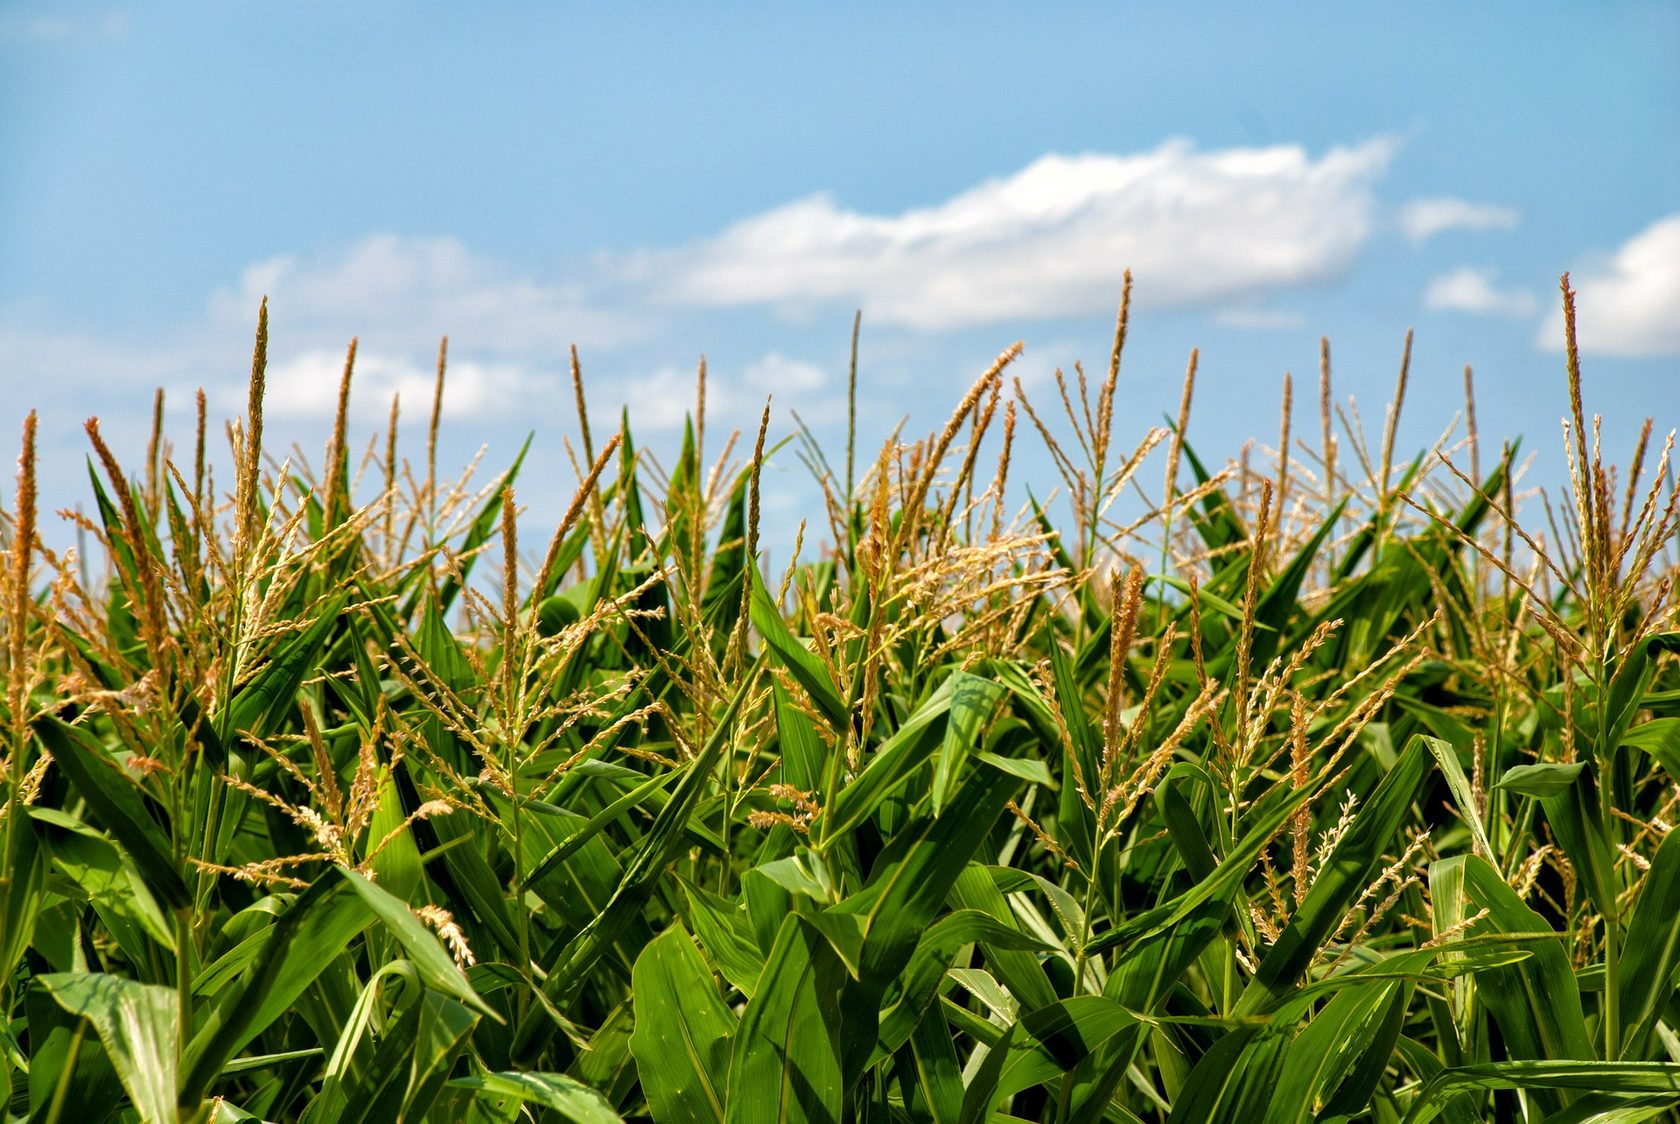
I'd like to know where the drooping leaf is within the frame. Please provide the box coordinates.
[1497,761,1587,799]
[40,972,179,1124]
[449,1072,625,1124]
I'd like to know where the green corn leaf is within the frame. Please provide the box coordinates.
[680,879,766,998]
[426,798,524,959]
[724,915,846,1124]
[1539,768,1619,925]
[1426,738,1494,857]
[774,680,826,792]
[1264,960,1424,1123]
[1234,735,1430,1015]
[449,1072,625,1123]
[1156,763,1218,880]
[1319,981,1411,1117]
[305,961,439,1122]
[40,972,178,1124]
[526,769,673,888]
[365,773,423,903]
[1166,1027,1291,1123]
[332,990,477,1124]
[27,983,124,1120]
[33,715,190,911]
[339,868,494,1017]
[1147,574,1249,625]
[875,909,1054,1060]
[180,869,376,1103]
[948,864,1059,1015]
[831,761,1022,985]
[531,660,763,1039]
[1445,854,1594,1066]
[392,992,479,1124]
[750,569,849,735]
[1536,1093,1680,1122]
[1617,826,1680,1058]
[1088,778,1315,958]
[982,997,1142,1110]
[907,1001,964,1124]
[30,807,174,959]
[1497,761,1587,798]
[1622,718,1680,784]
[819,675,957,841]
[827,763,1021,1083]
[931,671,1004,815]
[1603,634,1680,752]
[0,804,47,981]
[1019,995,1137,1071]
[223,594,347,740]
[1400,1062,1680,1124]
[631,926,735,1123]
[1104,899,1228,1013]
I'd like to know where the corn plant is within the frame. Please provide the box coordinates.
[0,275,1676,1122]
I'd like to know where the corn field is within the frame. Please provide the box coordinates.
[0,275,1677,1122]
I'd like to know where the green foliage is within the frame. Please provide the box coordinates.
[0,288,1676,1122]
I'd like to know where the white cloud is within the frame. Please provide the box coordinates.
[185,234,647,424]
[250,348,550,421]
[1539,215,1680,357]
[1425,267,1537,317]
[603,366,704,433]
[4,136,1455,440]
[1400,198,1520,245]
[0,317,196,395]
[0,8,128,41]
[605,352,834,434]
[1214,307,1306,330]
[637,137,1398,329]
[743,353,826,393]
[3,236,626,428]
[210,234,634,356]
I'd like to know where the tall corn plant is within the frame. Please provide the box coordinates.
[0,276,1675,1122]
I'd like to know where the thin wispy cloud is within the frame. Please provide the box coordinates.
[637,138,1399,329]
[1213,307,1307,331]
[0,7,128,41]
[1424,267,1537,317]
[0,314,196,394]
[1400,197,1520,244]
[1539,214,1680,357]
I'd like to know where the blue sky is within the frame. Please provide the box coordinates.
[2,2,1676,540]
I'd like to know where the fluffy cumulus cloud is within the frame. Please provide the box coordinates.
[4,136,1439,433]
[637,138,1399,329]
[1400,198,1521,245]
[1539,215,1680,357]
[1424,267,1537,317]
[251,349,546,421]
[188,235,645,425]
[210,234,632,356]
[610,352,833,433]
